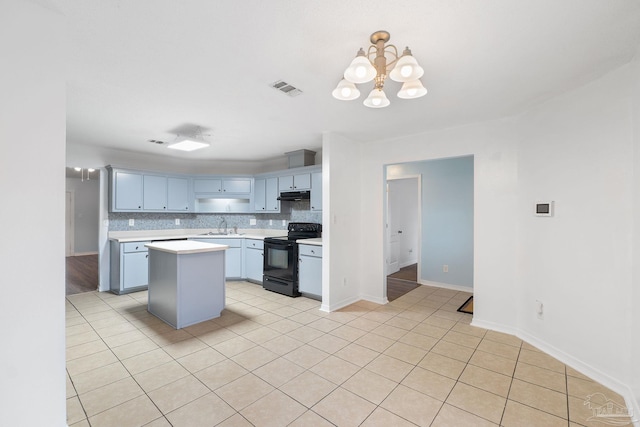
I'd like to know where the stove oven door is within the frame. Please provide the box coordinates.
[263,239,296,283]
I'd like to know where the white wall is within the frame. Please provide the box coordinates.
[0,1,66,426]
[632,49,640,415]
[515,62,635,400]
[321,132,365,310]
[330,59,640,414]
[66,177,100,254]
[357,119,520,321]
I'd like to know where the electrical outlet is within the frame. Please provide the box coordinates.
[249,218,257,226]
[282,219,286,226]
[443,265,448,273]
[536,300,544,319]
[128,219,134,226]
[175,218,180,225]
[269,219,273,226]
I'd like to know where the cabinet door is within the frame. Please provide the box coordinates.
[167,177,190,211]
[265,177,280,211]
[122,251,149,289]
[278,175,294,191]
[143,175,168,210]
[114,171,143,211]
[299,252,322,297]
[193,179,222,193]
[226,247,242,278]
[223,179,251,194]
[310,172,322,211]
[254,179,266,211]
[245,246,263,283]
[293,173,311,190]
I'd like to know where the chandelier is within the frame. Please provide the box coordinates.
[332,30,427,108]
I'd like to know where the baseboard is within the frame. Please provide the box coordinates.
[399,260,418,269]
[420,280,473,293]
[472,318,640,426]
[71,251,99,256]
[360,293,388,306]
[320,294,361,312]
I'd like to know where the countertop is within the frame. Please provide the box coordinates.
[297,238,322,246]
[145,240,229,254]
[109,228,286,243]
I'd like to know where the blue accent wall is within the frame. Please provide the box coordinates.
[387,156,474,288]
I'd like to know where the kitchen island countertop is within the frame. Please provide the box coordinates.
[145,240,228,254]
[109,228,286,243]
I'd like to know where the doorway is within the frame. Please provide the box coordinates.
[386,177,421,301]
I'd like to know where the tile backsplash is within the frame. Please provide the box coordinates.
[108,201,321,231]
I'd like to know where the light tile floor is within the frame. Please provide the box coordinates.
[66,282,634,427]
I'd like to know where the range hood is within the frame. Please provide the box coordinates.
[278,190,310,201]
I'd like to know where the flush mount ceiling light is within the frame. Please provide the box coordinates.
[333,31,427,108]
[167,127,211,152]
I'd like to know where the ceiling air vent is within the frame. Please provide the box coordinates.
[270,80,303,97]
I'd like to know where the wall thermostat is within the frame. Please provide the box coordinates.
[535,201,554,217]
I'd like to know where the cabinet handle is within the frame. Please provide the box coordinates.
[311,250,315,254]
[145,254,148,258]
[135,246,139,250]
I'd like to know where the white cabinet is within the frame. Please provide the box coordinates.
[279,173,311,191]
[189,238,243,278]
[110,240,150,294]
[254,177,283,212]
[244,239,264,284]
[298,244,322,298]
[310,171,322,211]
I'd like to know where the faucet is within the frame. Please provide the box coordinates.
[219,217,227,234]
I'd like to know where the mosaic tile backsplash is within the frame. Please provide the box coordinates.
[108,201,321,231]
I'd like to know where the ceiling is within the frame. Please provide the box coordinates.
[55,0,640,162]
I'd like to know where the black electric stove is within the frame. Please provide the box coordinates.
[263,222,322,297]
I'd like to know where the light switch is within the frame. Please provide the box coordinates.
[250,218,257,226]
[128,219,134,226]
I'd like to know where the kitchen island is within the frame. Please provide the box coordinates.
[145,240,228,329]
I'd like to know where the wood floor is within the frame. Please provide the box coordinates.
[387,263,420,302]
[66,255,99,295]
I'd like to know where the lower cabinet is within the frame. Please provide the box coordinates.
[244,239,264,284]
[298,244,322,298]
[189,238,243,279]
[110,241,151,294]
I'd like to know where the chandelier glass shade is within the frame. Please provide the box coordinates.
[333,31,427,108]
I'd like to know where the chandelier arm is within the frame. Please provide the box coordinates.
[383,44,400,69]
[366,45,377,61]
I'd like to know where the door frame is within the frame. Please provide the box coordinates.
[65,190,75,256]
[384,174,422,284]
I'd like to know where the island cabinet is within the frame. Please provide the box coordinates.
[244,239,264,284]
[298,244,322,299]
[110,240,151,294]
[278,173,311,191]
[146,241,227,329]
[189,237,242,278]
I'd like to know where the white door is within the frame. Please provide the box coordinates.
[386,183,400,275]
[65,191,74,256]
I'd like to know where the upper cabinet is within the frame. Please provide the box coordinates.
[193,178,251,194]
[108,167,192,213]
[278,173,311,191]
[108,165,320,214]
[112,170,143,211]
[310,171,322,211]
